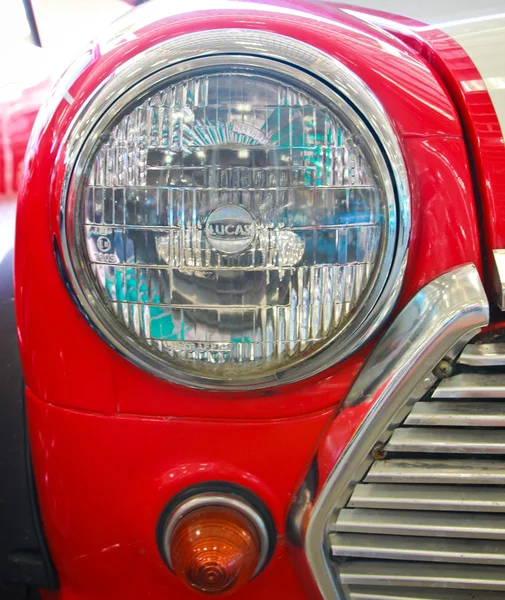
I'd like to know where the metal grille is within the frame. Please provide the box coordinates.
[330,343,505,599]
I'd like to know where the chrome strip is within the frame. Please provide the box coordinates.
[329,532,505,564]
[459,342,505,366]
[348,484,505,512]
[434,373,505,398]
[493,250,505,310]
[365,458,505,485]
[304,264,489,600]
[387,427,505,454]
[334,508,505,538]
[347,585,505,599]
[405,401,505,427]
[338,561,505,590]
[58,29,410,390]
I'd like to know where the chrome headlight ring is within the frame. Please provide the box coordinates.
[60,29,410,391]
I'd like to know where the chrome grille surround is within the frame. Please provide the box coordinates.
[333,352,505,599]
[302,264,490,599]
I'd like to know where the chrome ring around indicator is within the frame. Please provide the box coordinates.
[162,492,270,578]
[59,29,410,390]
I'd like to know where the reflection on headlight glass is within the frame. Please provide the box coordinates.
[80,71,387,380]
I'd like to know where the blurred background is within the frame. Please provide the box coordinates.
[0,0,133,101]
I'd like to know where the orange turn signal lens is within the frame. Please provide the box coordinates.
[162,493,271,596]
[170,505,260,596]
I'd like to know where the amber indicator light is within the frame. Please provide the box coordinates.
[170,505,261,596]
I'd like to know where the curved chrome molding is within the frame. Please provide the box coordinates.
[58,28,410,390]
[161,492,269,577]
[304,263,489,600]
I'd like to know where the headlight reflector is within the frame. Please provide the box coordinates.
[62,34,409,390]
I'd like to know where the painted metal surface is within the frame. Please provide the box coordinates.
[337,0,505,138]
[6,0,500,598]
[0,0,132,198]
[338,1,505,305]
[27,388,333,600]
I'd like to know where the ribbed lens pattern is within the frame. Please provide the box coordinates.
[170,506,260,595]
[81,72,385,380]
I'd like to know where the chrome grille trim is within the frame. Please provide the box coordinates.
[459,342,505,366]
[338,561,505,590]
[405,400,505,427]
[347,483,505,511]
[433,372,505,398]
[365,458,505,485]
[302,264,489,600]
[330,533,505,564]
[386,427,505,453]
[348,588,505,600]
[333,508,505,538]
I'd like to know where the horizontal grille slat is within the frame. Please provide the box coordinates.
[333,508,505,538]
[348,484,505,511]
[347,586,505,600]
[386,427,505,454]
[338,560,505,589]
[434,373,505,398]
[365,458,505,484]
[405,401,505,427]
[458,343,505,367]
[330,532,505,564]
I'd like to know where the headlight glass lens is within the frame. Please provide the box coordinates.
[69,66,396,388]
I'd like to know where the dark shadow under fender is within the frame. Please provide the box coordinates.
[0,199,57,591]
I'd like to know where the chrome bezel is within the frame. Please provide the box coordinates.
[60,29,410,391]
[161,492,270,578]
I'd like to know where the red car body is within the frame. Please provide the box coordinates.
[2,1,505,598]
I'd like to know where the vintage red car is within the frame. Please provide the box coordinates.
[2,0,505,598]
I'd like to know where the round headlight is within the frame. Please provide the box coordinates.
[62,31,409,390]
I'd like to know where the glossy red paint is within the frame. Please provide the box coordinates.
[316,134,483,486]
[412,29,505,295]
[27,388,332,600]
[343,4,505,305]
[398,135,481,305]
[13,1,485,598]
